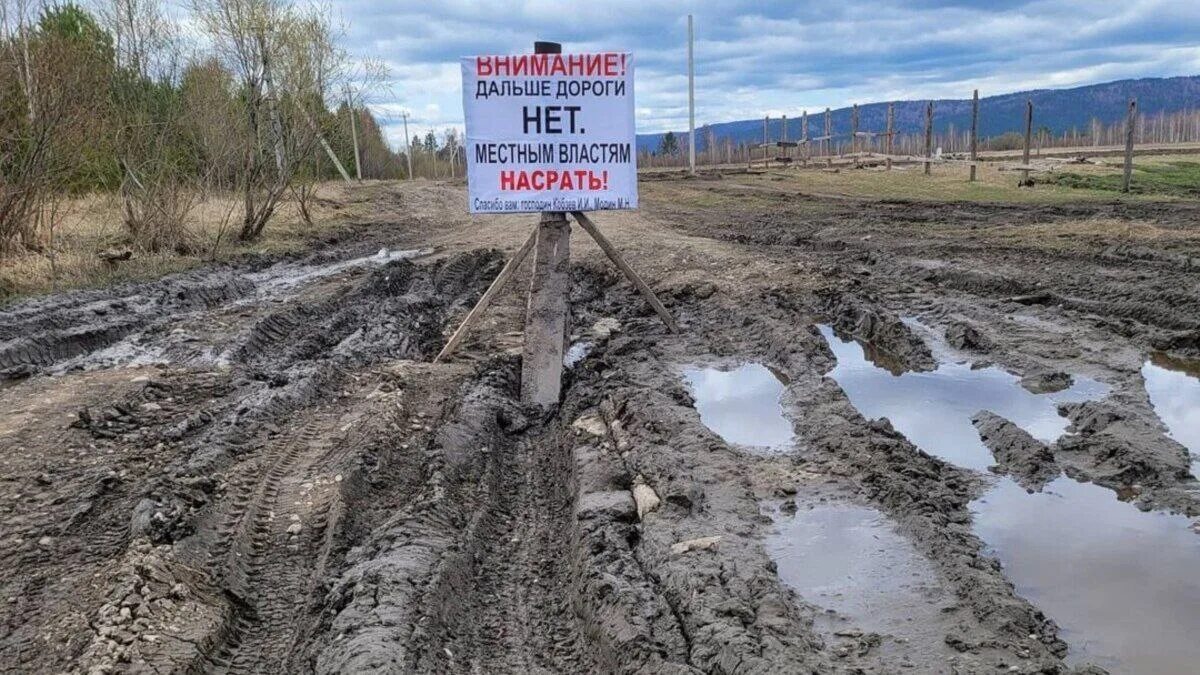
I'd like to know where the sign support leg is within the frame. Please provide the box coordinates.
[571,212,678,333]
[434,226,538,362]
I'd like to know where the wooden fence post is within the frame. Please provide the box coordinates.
[782,114,788,163]
[763,115,769,169]
[924,101,933,175]
[969,89,979,182]
[851,104,859,163]
[1021,99,1033,186]
[886,103,894,170]
[801,110,808,167]
[521,41,571,406]
[824,108,832,167]
[1123,98,1137,193]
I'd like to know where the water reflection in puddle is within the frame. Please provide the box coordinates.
[766,504,954,669]
[682,363,793,451]
[818,325,1200,673]
[973,478,1200,673]
[564,341,593,368]
[819,325,1108,470]
[1142,353,1200,471]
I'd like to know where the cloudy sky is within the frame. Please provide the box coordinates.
[334,0,1200,148]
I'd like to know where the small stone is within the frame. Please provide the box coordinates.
[670,536,721,555]
[571,415,607,437]
[576,491,635,521]
[334,474,343,482]
[286,523,303,535]
[37,536,53,547]
[140,402,162,412]
[631,479,661,521]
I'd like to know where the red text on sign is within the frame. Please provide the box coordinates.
[476,53,625,78]
[499,170,610,192]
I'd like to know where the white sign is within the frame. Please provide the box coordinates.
[461,52,637,214]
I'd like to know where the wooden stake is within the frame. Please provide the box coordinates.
[1123,98,1137,193]
[571,212,678,333]
[924,101,933,175]
[801,110,808,167]
[521,40,571,406]
[824,108,832,167]
[435,227,538,362]
[851,104,859,163]
[522,211,571,405]
[1021,99,1033,186]
[763,115,769,168]
[969,89,979,182]
[885,103,894,170]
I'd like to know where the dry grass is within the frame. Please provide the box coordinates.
[982,217,1200,252]
[0,183,352,303]
[665,153,1197,205]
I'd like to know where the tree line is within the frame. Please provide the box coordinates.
[0,0,460,262]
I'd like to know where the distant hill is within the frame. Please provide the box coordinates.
[636,76,1200,153]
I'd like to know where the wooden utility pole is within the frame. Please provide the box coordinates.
[402,111,414,180]
[1123,98,1137,193]
[923,101,933,175]
[1021,99,1033,186]
[521,40,572,406]
[345,86,363,181]
[969,89,979,182]
[885,103,894,170]
[687,14,696,175]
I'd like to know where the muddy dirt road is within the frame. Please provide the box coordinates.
[2,178,1198,674]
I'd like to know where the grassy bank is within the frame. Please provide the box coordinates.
[1034,160,1200,198]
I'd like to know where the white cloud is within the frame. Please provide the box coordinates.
[329,0,1200,147]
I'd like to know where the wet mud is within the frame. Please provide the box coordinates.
[2,180,1199,673]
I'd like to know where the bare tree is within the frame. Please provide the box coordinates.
[191,0,347,241]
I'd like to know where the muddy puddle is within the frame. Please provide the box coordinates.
[819,325,1107,471]
[682,363,793,452]
[819,325,1200,674]
[44,248,432,376]
[1142,352,1200,471]
[244,247,430,298]
[974,478,1200,673]
[766,503,956,670]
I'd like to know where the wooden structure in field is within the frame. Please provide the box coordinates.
[737,89,1141,189]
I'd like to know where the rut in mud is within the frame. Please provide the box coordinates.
[2,180,1199,674]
